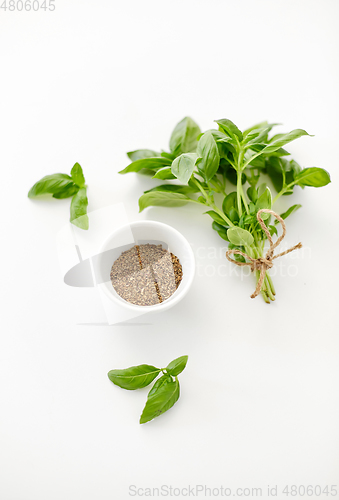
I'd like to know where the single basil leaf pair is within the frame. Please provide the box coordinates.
[28,163,89,230]
[108,356,188,424]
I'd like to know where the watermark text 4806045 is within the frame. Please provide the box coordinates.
[0,0,55,11]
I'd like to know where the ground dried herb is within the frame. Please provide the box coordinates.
[110,243,182,306]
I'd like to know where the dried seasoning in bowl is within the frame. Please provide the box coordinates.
[110,244,183,306]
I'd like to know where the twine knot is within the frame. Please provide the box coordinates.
[226,209,302,299]
[250,256,273,272]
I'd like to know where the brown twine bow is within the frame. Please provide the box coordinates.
[226,209,302,299]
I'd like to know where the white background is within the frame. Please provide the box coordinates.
[1,1,339,499]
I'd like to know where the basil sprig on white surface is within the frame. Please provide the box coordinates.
[108,355,188,424]
[120,116,331,302]
[28,162,89,230]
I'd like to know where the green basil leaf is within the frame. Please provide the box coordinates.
[152,167,176,180]
[70,162,86,188]
[249,144,290,157]
[227,227,254,246]
[261,129,310,155]
[275,204,302,224]
[214,118,243,141]
[204,210,227,225]
[108,364,161,390]
[127,149,160,161]
[138,168,158,176]
[28,173,73,198]
[169,117,201,155]
[166,355,188,377]
[138,191,190,212]
[119,157,171,174]
[160,152,176,161]
[171,153,198,184]
[53,183,79,199]
[269,225,278,237]
[147,374,172,399]
[139,378,180,424]
[247,186,258,203]
[244,124,279,147]
[256,187,272,210]
[212,222,229,242]
[243,121,270,138]
[222,192,237,216]
[144,184,197,196]
[70,187,89,230]
[196,131,220,181]
[295,167,331,187]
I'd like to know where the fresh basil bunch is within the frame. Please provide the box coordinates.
[108,355,188,424]
[120,117,331,302]
[28,163,89,230]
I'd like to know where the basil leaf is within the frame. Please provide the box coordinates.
[145,184,198,196]
[256,187,272,210]
[28,173,73,198]
[160,152,176,161]
[243,121,270,137]
[152,167,176,180]
[196,131,220,181]
[108,364,161,390]
[166,355,188,377]
[138,191,190,212]
[119,157,171,174]
[171,153,198,184]
[269,225,278,237]
[139,378,180,424]
[147,374,172,398]
[70,162,86,188]
[244,124,279,147]
[53,184,79,199]
[222,192,237,216]
[204,210,226,225]
[214,118,243,141]
[70,187,89,230]
[127,149,160,161]
[169,117,201,155]
[138,169,158,176]
[247,186,258,203]
[275,204,302,224]
[295,167,331,187]
[227,227,254,246]
[212,222,229,242]
[261,129,310,155]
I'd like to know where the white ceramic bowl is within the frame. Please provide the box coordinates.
[97,220,195,313]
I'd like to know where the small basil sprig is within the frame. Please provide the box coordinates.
[28,163,89,230]
[108,355,188,424]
